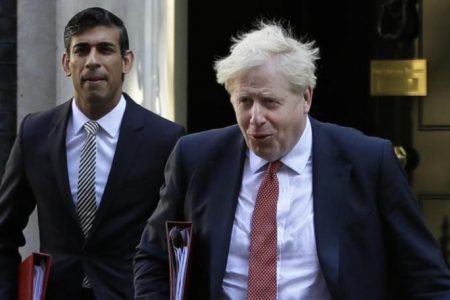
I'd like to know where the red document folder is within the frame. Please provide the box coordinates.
[166,221,193,300]
[17,252,52,300]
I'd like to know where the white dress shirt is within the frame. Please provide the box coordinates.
[221,118,332,300]
[66,96,126,207]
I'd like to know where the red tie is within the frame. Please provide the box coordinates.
[247,160,282,300]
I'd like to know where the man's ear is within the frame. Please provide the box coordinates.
[62,53,71,76]
[303,86,313,114]
[122,50,134,74]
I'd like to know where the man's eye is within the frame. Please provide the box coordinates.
[73,46,89,55]
[99,46,115,54]
[239,97,251,104]
[264,98,278,105]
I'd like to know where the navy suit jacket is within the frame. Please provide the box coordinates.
[0,94,184,299]
[134,118,450,299]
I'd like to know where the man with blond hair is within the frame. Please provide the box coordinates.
[134,22,450,299]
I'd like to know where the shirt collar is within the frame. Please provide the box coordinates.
[71,95,126,138]
[248,116,312,175]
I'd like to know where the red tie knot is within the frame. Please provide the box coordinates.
[267,160,282,175]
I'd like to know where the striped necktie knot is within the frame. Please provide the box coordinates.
[83,120,99,136]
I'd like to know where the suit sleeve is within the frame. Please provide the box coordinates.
[378,141,450,298]
[134,138,186,299]
[0,115,37,300]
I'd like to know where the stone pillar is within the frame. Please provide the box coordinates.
[17,0,57,257]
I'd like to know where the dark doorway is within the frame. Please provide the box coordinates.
[187,0,374,133]
[187,0,417,155]
[0,0,17,178]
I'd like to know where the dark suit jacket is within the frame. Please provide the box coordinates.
[0,94,184,300]
[134,118,450,300]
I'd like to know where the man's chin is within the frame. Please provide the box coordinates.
[81,90,108,103]
[249,145,278,161]
[86,95,106,105]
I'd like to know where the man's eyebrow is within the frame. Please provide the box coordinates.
[97,41,117,48]
[72,42,89,48]
[72,41,117,48]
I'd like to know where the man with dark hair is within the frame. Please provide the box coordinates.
[0,7,184,300]
[63,7,129,58]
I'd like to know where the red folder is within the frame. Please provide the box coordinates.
[17,252,52,300]
[166,221,193,300]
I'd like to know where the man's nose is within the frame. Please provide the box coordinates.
[250,103,265,125]
[86,48,100,68]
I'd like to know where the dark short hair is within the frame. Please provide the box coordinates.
[64,7,129,57]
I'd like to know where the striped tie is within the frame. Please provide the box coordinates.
[77,120,99,238]
[77,121,99,289]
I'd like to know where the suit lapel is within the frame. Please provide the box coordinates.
[90,96,143,234]
[48,100,79,221]
[311,119,351,299]
[206,127,246,299]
